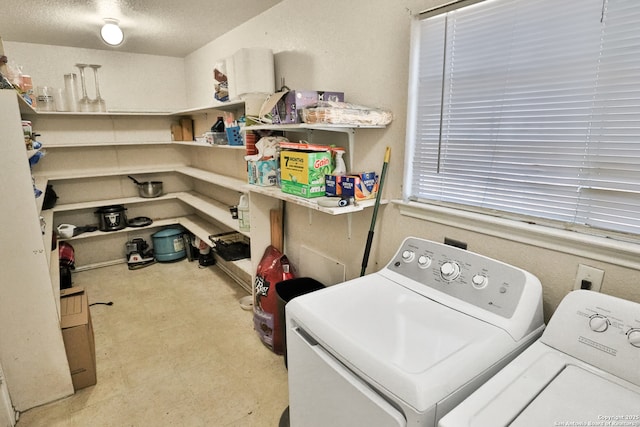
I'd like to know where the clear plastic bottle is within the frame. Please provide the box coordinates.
[238,194,250,232]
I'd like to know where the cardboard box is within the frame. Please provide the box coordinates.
[60,287,96,391]
[180,118,194,141]
[170,122,183,141]
[280,150,332,198]
[248,159,278,186]
[269,90,345,124]
[340,172,378,200]
[325,175,343,197]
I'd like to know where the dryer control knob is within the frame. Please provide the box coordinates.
[589,315,609,333]
[402,250,415,263]
[627,329,640,348]
[440,262,461,281]
[417,255,431,268]
[472,274,488,289]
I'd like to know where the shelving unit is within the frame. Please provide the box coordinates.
[21,95,252,287]
[244,122,385,170]
[21,91,388,290]
[171,100,245,116]
[0,91,75,410]
[176,166,248,192]
[247,185,381,215]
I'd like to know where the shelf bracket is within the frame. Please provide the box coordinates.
[347,128,355,172]
[347,213,353,239]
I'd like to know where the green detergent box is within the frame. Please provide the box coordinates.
[280,149,332,198]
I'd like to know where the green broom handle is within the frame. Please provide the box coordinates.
[360,147,390,276]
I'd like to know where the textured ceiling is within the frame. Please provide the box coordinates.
[0,0,283,57]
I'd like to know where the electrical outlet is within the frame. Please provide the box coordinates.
[573,264,605,292]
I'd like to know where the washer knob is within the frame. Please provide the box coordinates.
[401,250,415,263]
[628,329,640,348]
[589,315,609,333]
[417,255,431,268]
[440,262,461,281]
[472,274,488,289]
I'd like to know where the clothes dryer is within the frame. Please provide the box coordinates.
[439,289,640,427]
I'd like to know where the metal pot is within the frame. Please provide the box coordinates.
[128,175,163,198]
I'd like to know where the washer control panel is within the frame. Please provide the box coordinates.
[384,237,531,319]
[542,290,640,387]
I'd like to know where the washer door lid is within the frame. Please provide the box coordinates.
[510,365,640,426]
[287,275,512,410]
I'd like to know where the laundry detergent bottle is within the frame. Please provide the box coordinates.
[238,194,250,232]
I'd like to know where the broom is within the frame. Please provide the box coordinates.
[360,147,390,276]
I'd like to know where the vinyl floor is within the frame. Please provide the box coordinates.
[16,260,288,427]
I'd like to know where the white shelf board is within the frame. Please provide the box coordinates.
[247,185,384,215]
[44,141,173,148]
[171,100,245,116]
[177,215,252,277]
[53,193,180,212]
[34,166,177,181]
[172,140,246,150]
[176,166,249,192]
[244,123,385,133]
[177,191,247,236]
[178,215,223,242]
[17,91,243,117]
[30,110,172,117]
[58,218,181,241]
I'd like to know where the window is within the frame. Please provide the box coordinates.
[405,0,640,238]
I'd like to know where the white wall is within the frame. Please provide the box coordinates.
[5,0,639,319]
[3,42,187,112]
[183,0,640,318]
[184,0,417,281]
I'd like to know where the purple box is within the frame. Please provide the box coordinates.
[271,90,344,124]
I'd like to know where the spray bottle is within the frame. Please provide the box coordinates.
[332,148,347,176]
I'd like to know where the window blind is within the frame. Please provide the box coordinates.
[406,0,640,236]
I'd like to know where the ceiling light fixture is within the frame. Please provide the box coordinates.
[100,18,124,46]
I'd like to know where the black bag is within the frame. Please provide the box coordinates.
[60,266,72,289]
[43,185,58,210]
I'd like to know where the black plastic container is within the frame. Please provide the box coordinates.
[276,277,326,366]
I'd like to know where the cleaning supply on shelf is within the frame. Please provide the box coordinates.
[325,147,347,197]
[211,116,225,132]
[332,147,347,176]
[238,194,250,232]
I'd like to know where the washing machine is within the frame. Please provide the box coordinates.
[439,289,640,427]
[285,237,545,427]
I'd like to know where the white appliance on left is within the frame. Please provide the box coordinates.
[0,362,15,427]
[285,237,546,427]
